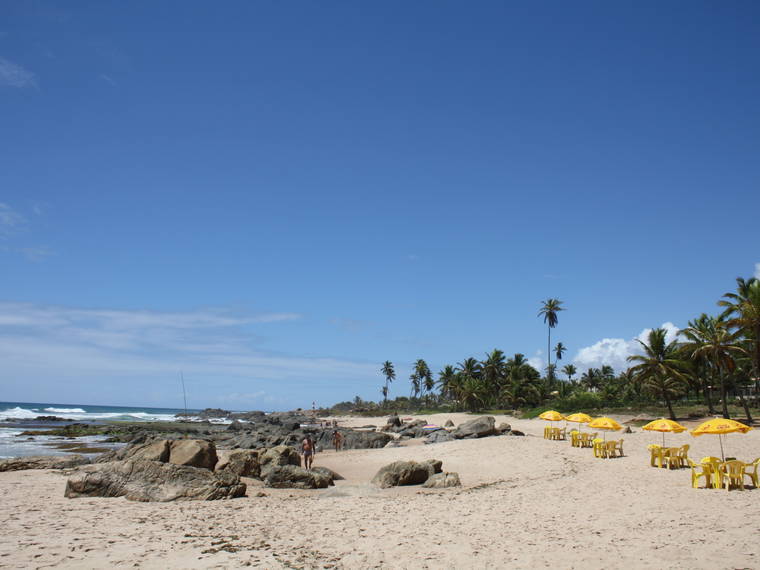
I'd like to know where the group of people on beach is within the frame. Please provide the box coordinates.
[299,430,344,469]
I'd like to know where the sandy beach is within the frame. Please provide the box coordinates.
[1,413,759,569]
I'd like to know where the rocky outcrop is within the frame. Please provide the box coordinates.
[371,459,442,488]
[422,472,461,488]
[263,465,332,489]
[311,466,343,481]
[0,455,91,472]
[497,423,512,434]
[451,416,497,439]
[216,450,261,478]
[64,459,246,501]
[444,419,455,428]
[168,440,217,470]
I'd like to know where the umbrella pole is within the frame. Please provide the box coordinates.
[662,432,665,447]
[719,435,725,461]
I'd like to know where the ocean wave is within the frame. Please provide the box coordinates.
[0,406,178,422]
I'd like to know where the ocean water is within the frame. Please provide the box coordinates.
[0,401,199,459]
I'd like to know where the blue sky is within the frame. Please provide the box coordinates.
[1,2,758,410]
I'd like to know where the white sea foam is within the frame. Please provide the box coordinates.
[0,406,178,422]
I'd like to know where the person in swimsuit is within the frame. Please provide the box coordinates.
[301,436,315,469]
[332,430,343,452]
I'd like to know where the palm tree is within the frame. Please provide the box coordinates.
[680,316,745,419]
[554,342,566,362]
[381,361,395,406]
[409,372,421,399]
[456,357,482,379]
[538,298,565,373]
[719,277,760,388]
[482,349,506,403]
[679,314,719,414]
[413,359,432,399]
[437,365,457,400]
[581,368,603,392]
[562,363,577,382]
[627,328,688,420]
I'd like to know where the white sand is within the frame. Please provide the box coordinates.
[1,413,759,568]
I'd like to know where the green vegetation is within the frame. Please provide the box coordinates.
[345,276,760,421]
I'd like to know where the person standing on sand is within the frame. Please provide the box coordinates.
[301,435,315,469]
[332,430,343,452]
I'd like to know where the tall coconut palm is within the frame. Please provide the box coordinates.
[437,365,457,400]
[482,349,506,402]
[679,314,719,414]
[627,328,688,420]
[680,316,745,419]
[413,359,432,399]
[381,361,395,406]
[562,363,577,382]
[554,342,566,362]
[719,277,760,387]
[538,298,565,373]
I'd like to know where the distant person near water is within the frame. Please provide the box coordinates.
[301,435,315,469]
[332,430,343,451]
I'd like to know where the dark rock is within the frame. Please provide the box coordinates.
[216,450,261,478]
[0,455,91,472]
[263,465,331,489]
[422,472,461,488]
[497,423,512,433]
[64,459,246,501]
[226,420,245,432]
[311,466,343,481]
[451,416,497,439]
[371,459,442,488]
[424,430,454,445]
[387,415,402,428]
[33,415,73,422]
[509,430,525,436]
[444,419,455,428]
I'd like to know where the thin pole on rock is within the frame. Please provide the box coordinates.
[180,371,188,422]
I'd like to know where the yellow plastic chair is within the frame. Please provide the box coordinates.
[676,444,690,468]
[556,427,567,441]
[581,433,597,448]
[701,457,723,489]
[742,458,760,488]
[592,438,606,458]
[610,438,623,458]
[687,459,711,489]
[663,448,681,470]
[604,440,617,458]
[570,430,580,447]
[647,444,662,467]
[543,426,551,439]
[719,460,746,491]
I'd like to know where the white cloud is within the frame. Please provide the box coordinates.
[0,57,37,88]
[0,302,380,408]
[99,73,116,86]
[0,203,25,234]
[572,322,679,373]
[755,263,760,280]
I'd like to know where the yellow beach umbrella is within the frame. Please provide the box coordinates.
[642,418,687,447]
[691,418,753,460]
[538,410,565,422]
[587,416,623,441]
[564,412,592,433]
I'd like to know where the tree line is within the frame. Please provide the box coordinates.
[345,276,760,421]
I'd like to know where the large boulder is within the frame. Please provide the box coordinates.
[371,459,442,488]
[95,440,170,464]
[311,466,343,481]
[169,440,217,470]
[0,455,91,472]
[260,445,301,471]
[422,472,461,488]
[444,419,455,428]
[216,450,261,478]
[451,416,497,439]
[64,459,246,501]
[424,430,454,445]
[263,465,332,489]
